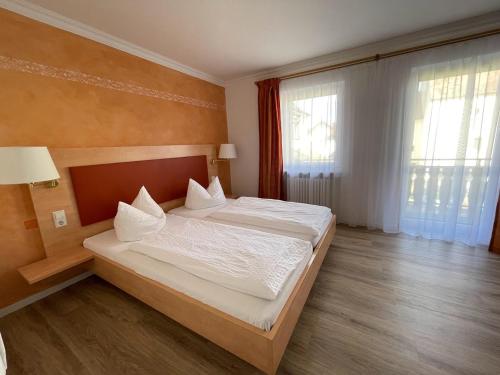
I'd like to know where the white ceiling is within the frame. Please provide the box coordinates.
[9,0,500,82]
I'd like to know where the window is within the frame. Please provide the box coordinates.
[280,80,343,177]
[401,59,500,244]
[410,70,499,167]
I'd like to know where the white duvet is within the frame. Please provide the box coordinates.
[129,215,312,300]
[210,197,332,237]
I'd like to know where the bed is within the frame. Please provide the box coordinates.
[84,215,312,331]
[169,198,333,246]
[28,145,336,375]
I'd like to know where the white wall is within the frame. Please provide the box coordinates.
[225,77,259,197]
[224,12,500,198]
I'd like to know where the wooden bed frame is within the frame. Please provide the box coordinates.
[29,145,336,375]
[90,217,335,374]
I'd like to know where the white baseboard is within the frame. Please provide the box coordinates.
[0,271,93,318]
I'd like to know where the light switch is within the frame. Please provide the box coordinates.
[52,210,67,228]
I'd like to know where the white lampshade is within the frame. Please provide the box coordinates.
[218,144,237,159]
[0,147,60,185]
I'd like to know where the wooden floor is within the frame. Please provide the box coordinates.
[2,226,500,375]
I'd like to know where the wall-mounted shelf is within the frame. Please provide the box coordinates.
[18,247,94,284]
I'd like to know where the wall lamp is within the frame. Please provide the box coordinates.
[211,144,237,165]
[0,147,60,188]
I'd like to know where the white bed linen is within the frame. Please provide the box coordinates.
[169,199,236,219]
[212,197,331,236]
[168,199,332,246]
[83,229,311,331]
[129,215,311,300]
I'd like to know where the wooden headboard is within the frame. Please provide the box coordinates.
[69,156,208,226]
[30,145,219,257]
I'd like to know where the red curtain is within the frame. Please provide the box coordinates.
[256,78,285,200]
[490,194,500,253]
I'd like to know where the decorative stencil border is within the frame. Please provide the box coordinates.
[0,55,223,111]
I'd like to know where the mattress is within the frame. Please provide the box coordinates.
[168,199,332,246]
[83,229,310,331]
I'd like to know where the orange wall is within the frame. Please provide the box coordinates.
[0,8,230,308]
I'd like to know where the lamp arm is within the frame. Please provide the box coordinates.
[211,159,232,165]
[30,179,59,188]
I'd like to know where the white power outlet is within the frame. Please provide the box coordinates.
[52,210,67,228]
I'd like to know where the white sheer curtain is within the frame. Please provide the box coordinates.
[281,76,342,177]
[280,74,343,208]
[280,34,500,245]
[281,59,409,233]
[400,48,500,245]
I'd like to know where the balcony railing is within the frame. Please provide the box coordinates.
[402,161,490,222]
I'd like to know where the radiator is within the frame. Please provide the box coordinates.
[285,173,333,208]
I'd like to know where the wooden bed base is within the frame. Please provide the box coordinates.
[89,216,336,374]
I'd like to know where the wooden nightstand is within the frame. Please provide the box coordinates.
[18,247,93,284]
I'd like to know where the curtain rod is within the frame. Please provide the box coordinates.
[279,27,500,81]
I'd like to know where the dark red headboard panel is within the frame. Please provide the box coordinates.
[69,155,208,226]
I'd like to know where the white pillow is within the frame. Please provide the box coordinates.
[207,177,226,203]
[185,177,226,210]
[132,186,165,219]
[114,201,165,242]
